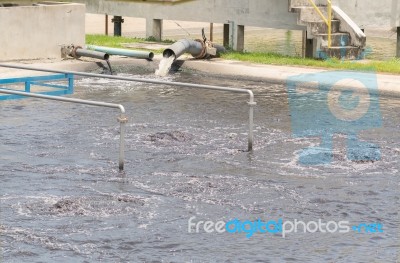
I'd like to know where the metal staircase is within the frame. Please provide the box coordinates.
[289,0,366,60]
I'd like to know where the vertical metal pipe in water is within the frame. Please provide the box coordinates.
[249,105,254,151]
[118,112,128,171]
[247,91,256,152]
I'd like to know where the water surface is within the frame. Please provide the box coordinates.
[1,67,399,262]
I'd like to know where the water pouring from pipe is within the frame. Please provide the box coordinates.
[156,28,226,76]
[155,54,176,77]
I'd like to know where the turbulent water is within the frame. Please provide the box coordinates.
[155,55,176,77]
[1,67,399,262]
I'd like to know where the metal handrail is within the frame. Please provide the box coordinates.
[0,63,256,164]
[0,88,127,171]
[0,73,74,100]
[308,0,332,48]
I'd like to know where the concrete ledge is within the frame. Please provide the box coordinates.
[176,58,400,97]
[1,56,400,98]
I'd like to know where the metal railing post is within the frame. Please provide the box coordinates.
[247,91,256,152]
[118,112,128,171]
[25,81,31,92]
[67,73,74,93]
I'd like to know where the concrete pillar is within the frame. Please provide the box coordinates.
[225,21,245,51]
[304,31,314,58]
[223,23,230,48]
[302,30,306,58]
[235,25,245,52]
[397,27,400,58]
[146,18,163,41]
[112,16,124,36]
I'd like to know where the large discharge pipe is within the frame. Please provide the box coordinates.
[163,39,203,59]
[163,39,225,60]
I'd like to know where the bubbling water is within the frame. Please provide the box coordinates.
[155,55,176,77]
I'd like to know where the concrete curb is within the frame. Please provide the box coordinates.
[1,56,400,98]
[177,58,400,98]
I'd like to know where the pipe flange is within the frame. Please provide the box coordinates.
[194,39,207,59]
[71,45,82,59]
[193,39,218,59]
[204,40,217,57]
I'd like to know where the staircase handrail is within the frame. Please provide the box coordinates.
[307,0,332,48]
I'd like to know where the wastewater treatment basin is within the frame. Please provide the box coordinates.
[0,65,399,262]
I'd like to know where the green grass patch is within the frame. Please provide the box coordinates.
[221,51,400,74]
[86,34,400,74]
[86,34,173,53]
[86,34,144,48]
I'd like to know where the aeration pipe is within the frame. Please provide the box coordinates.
[86,45,154,60]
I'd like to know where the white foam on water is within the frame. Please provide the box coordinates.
[155,55,175,77]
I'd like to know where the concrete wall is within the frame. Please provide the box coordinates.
[0,2,85,61]
[333,0,400,28]
[70,0,302,30]
[69,0,398,29]
[3,0,398,29]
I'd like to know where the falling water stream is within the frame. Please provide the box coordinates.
[105,59,113,75]
[155,55,176,77]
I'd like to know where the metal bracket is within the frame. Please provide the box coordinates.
[60,44,81,59]
[206,46,217,56]
[118,115,128,123]
[60,44,74,59]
